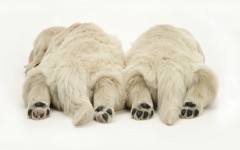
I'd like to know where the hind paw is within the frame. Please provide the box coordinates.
[94,106,114,123]
[131,103,154,120]
[180,102,200,119]
[28,102,50,120]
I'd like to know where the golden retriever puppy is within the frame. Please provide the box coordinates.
[125,25,217,125]
[23,23,126,125]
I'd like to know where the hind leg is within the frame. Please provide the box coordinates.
[180,67,217,119]
[23,70,51,120]
[93,77,125,123]
[126,75,154,120]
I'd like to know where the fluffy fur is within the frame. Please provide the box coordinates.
[125,25,218,125]
[23,23,126,125]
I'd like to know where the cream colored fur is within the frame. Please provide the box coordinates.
[23,23,126,125]
[125,25,217,125]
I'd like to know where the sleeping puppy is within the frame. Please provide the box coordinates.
[125,25,217,125]
[23,23,126,125]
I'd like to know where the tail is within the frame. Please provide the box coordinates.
[157,63,186,125]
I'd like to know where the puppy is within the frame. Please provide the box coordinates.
[125,25,217,125]
[23,23,126,125]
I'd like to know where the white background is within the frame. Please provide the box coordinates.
[0,0,240,149]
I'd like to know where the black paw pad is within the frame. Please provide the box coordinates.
[46,109,50,116]
[143,112,148,119]
[106,109,112,116]
[95,106,104,112]
[132,108,137,116]
[194,109,199,116]
[187,110,193,117]
[150,111,154,117]
[140,103,151,109]
[131,102,154,120]
[28,109,33,117]
[181,109,186,116]
[34,102,46,107]
[102,113,108,122]
[136,111,143,118]
[184,102,196,107]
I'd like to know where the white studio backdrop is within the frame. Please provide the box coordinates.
[0,0,240,150]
